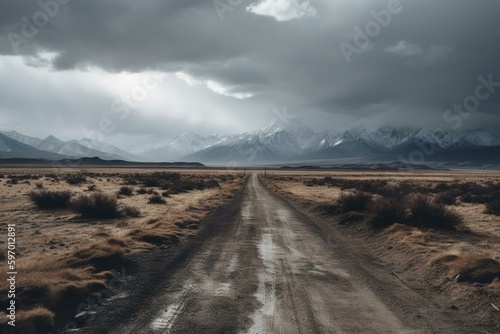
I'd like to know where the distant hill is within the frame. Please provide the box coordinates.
[0,156,205,167]
[33,135,126,161]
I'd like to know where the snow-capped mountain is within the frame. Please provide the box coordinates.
[128,132,237,161]
[2,123,500,164]
[184,119,319,162]
[306,128,500,153]
[260,119,316,150]
[0,130,43,148]
[124,121,500,163]
[183,123,500,163]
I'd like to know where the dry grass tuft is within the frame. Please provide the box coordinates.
[105,236,130,247]
[120,204,141,217]
[370,195,463,230]
[72,193,120,218]
[148,194,166,204]
[369,197,406,229]
[66,174,86,185]
[135,233,179,246]
[485,199,500,216]
[28,190,72,209]
[435,190,459,205]
[338,191,372,213]
[431,251,500,284]
[0,307,55,333]
[0,259,106,329]
[118,186,134,196]
[451,256,500,284]
[67,243,130,271]
[406,194,463,230]
[429,251,461,265]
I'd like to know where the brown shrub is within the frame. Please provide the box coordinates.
[72,193,120,219]
[118,186,133,196]
[338,191,372,213]
[66,174,86,185]
[29,190,72,209]
[369,195,463,230]
[485,199,500,216]
[369,197,406,229]
[148,195,166,204]
[435,191,459,205]
[406,194,463,230]
[120,204,141,217]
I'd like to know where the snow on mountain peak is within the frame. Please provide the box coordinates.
[6,124,499,163]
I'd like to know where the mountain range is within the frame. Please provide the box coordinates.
[1,121,500,166]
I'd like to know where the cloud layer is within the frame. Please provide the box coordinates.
[0,0,499,146]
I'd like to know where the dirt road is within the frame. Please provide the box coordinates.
[85,173,477,333]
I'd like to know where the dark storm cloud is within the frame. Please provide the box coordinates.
[0,0,499,136]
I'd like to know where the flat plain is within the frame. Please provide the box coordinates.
[1,168,499,333]
[0,168,245,332]
[262,169,500,331]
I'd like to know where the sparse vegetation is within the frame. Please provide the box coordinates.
[125,172,224,195]
[127,171,181,188]
[485,199,500,216]
[206,179,221,189]
[68,243,130,271]
[72,193,120,218]
[0,171,271,329]
[28,190,72,209]
[338,191,372,213]
[432,253,500,285]
[370,195,462,230]
[121,205,141,217]
[435,190,458,205]
[132,232,179,246]
[405,194,463,230]
[66,174,86,185]
[148,194,166,204]
[369,197,406,229]
[263,172,500,329]
[118,186,133,196]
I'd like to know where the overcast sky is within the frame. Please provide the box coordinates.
[0,0,499,147]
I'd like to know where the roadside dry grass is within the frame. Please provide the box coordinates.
[261,169,500,329]
[0,168,245,332]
